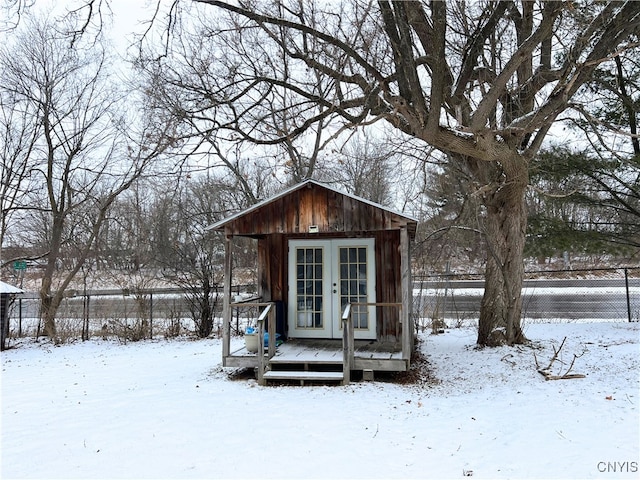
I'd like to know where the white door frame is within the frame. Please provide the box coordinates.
[288,238,376,340]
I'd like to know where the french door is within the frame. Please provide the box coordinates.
[288,238,376,340]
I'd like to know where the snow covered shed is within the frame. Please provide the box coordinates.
[1,281,23,351]
[207,179,418,384]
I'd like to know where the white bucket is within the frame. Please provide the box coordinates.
[244,333,259,353]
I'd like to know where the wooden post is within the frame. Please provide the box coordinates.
[400,227,412,363]
[257,314,265,385]
[222,235,233,364]
[342,304,353,385]
[267,303,276,358]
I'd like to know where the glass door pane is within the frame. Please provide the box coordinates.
[288,238,375,339]
[338,246,369,329]
[295,247,324,329]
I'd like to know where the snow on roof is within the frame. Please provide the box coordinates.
[0,281,23,294]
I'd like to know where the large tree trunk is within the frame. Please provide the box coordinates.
[39,287,63,339]
[39,212,64,339]
[40,259,65,340]
[473,155,529,346]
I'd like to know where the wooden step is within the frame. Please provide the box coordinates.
[262,370,344,384]
[268,356,342,365]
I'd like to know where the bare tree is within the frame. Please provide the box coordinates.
[171,0,639,346]
[158,177,229,338]
[1,0,34,31]
[135,0,362,200]
[323,133,395,206]
[0,89,41,264]
[0,13,168,340]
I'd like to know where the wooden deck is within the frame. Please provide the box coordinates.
[224,338,407,373]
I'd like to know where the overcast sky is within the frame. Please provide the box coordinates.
[15,0,165,59]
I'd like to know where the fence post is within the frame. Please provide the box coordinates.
[82,294,90,341]
[625,268,632,323]
[149,292,154,339]
[18,298,22,337]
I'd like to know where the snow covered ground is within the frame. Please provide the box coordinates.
[1,321,638,479]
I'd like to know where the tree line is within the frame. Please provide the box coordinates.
[1,0,638,345]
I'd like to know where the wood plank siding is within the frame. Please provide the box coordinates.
[217,181,415,238]
[257,229,403,341]
[209,180,417,347]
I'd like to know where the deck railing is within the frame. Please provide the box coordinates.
[228,301,276,383]
[256,303,276,385]
[341,302,404,383]
[341,304,354,384]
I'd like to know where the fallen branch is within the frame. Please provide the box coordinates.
[501,353,516,366]
[539,373,586,381]
[534,337,586,381]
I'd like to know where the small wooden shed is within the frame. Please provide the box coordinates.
[208,179,418,384]
[1,281,23,351]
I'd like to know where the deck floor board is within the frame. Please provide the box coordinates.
[269,339,402,363]
[225,338,405,371]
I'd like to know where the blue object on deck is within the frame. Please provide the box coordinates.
[264,332,283,347]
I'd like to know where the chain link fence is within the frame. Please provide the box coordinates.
[3,267,639,345]
[413,267,640,331]
[3,285,257,345]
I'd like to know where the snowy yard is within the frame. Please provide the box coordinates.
[1,321,638,479]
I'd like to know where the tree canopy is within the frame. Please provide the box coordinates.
[144,0,638,345]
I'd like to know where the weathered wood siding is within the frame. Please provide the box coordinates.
[375,230,402,342]
[219,180,417,370]
[224,181,416,345]
[222,183,412,236]
[257,234,285,303]
[256,230,402,342]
